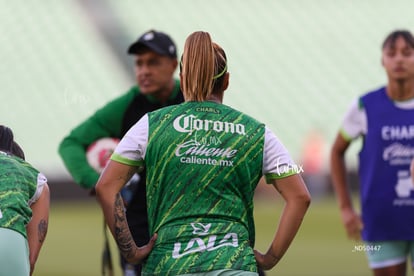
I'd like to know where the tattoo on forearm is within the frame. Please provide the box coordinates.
[116,167,137,183]
[114,193,137,259]
[38,219,48,243]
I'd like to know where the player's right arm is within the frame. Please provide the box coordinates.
[330,133,362,237]
[95,160,157,264]
[96,113,156,263]
[330,98,365,240]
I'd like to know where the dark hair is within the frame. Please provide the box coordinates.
[0,125,14,153]
[180,31,228,101]
[0,125,25,159]
[12,141,25,160]
[382,30,414,49]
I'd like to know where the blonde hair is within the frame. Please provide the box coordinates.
[181,31,227,101]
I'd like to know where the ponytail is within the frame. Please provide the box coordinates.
[181,31,227,101]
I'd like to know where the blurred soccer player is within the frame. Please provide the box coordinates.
[0,125,50,276]
[331,30,414,276]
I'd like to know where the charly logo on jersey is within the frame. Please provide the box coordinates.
[173,114,246,135]
[382,125,414,140]
[381,125,414,165]
[172,222,238,259]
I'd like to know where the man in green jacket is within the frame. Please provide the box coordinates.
[58,30,184,275]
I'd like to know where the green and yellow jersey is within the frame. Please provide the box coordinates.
[0,151,46,238]
[112,101,298,275]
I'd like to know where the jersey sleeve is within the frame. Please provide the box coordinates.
[111,114,149,167]
[28,172,47,206]
[263,127,299,183]
[58,87,137,188]
[339,98,367,141]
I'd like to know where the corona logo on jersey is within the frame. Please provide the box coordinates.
[173,114,246,135]
[172,114,242,167]
[172,222,238,259]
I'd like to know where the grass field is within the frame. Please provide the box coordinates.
[34,195,413,276]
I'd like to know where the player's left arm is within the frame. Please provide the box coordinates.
[27,183,50,275]
[95,160,156,264]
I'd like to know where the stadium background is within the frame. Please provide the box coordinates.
[1,0,414,275]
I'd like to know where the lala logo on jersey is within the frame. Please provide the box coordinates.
[191,222,210,236]
[172,222,238,259]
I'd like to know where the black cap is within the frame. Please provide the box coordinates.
[127,30,177,58]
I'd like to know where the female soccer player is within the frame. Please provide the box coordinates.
[96,31,311,275]
[0,125,49,275]
[331,30,414,276]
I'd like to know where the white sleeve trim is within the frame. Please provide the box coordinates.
[28,173,47,206]
[340,98,367,140]
[114,114,149,161]
[263,127,297,176]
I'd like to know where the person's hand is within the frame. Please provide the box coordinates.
[254,249,280,271]
[30,263,35,276]
[127,233,158,264]
[340,207,363,240]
